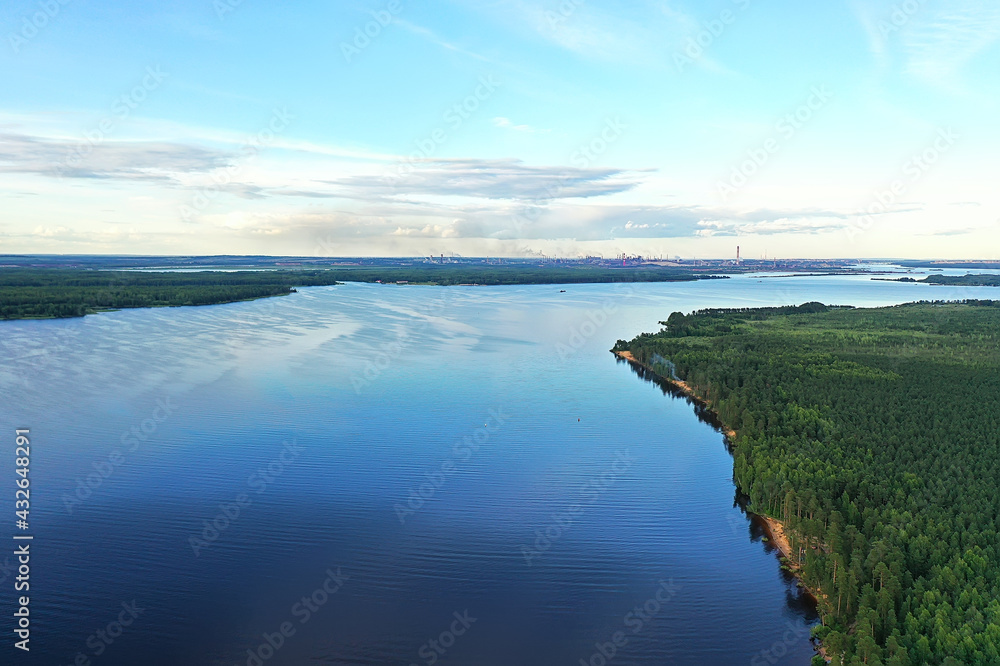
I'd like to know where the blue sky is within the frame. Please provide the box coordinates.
[1,0,998,258]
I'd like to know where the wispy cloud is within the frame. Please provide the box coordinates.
[219,201,867,247]
[318,158,643,202]
[492,117,550,133]
[396,19,498,64]
[901,1,1000,86]
[694,217,847,238]
[0,132,231,182]
[854,0,1000,89]
[921,227,978,237]
[0,122,870,246]
[453,0,698,68]
[610,205,857,238]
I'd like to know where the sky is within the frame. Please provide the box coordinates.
[1,0,999,259]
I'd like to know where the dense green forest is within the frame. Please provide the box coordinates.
[0,269,343,319]
[877,275,1000,287]
[898,261,1000,271]
[614,301,1000,665]
[0,266,722,319]
[921,274,1000,287]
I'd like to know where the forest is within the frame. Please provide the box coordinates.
[921,274,1000,287]
[614,301,1000,665]
[877,275,1000,287]
[0,266,721,319]
[0,269,342,319]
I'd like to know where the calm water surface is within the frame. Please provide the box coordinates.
[0,274,992,665]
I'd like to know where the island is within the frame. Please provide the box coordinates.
[613,300,1000,665]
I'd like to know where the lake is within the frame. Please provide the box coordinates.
[0,273,992,664]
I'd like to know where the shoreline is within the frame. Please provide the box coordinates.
[614,351,738,441]
[612,349,823,630]
[759,515,795,562]
[0,291,297,322]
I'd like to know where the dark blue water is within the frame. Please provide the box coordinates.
[1,275,992,664]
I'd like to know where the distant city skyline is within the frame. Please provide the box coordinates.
[2,0,998,258]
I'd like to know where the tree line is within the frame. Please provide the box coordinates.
[615,301,1000,665]
[0,266,726,319]
[0,269,342,319]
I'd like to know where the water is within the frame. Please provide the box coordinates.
[1,274,995,665]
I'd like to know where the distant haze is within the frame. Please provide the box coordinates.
[1,0,998,258]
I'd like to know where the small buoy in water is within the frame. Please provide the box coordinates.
[578,418,580,421]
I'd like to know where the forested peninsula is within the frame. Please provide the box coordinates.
[613,301,1000,665]
[921,274,1000,287]
[0,266,723,320]
[0,269,343,319]
[876,275,1000,287]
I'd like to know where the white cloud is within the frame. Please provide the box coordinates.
[492,117,550,133]
[396,20,499,64]
[453,0,700,68]
[0,132,230,181]
[855,0,1000,89]
[904,2,1000,82]
[319,158,643,202]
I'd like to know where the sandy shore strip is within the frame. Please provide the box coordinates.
[614,346,824,655]
[613,350,737,440]
[614,349,818,576]
[760,515,794,563]
[616,349,797,566]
